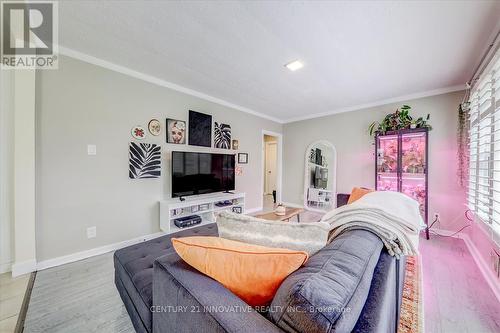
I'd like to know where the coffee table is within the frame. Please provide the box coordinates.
[255,207,304,222]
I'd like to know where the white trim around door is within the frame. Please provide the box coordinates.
[261,130,283,209]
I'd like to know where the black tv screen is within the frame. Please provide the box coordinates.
[171,151,235,198]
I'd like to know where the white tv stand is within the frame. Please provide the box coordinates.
[159,192,245,234]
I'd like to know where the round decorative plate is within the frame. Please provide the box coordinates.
[148,119,161,136]
[131,126,146,140]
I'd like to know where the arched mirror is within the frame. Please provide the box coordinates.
[304,140,337,212]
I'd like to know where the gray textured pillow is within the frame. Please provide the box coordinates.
[216,211,330,256]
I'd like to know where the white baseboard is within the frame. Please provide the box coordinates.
[282,202,304,209]
[37,232,164,271]
[0,262,12,274]
[429,228,457,237]
[12,259,37,277]
[430,228,500,303]
[244,206,262,214]
[459,232,500,303]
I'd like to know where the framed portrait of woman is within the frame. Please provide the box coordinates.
[166,119,186,144]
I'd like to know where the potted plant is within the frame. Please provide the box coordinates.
[368,105,431,136]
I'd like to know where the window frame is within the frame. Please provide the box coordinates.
[468,50,500,240]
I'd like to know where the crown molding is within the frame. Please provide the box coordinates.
[57,46,284,124]
[283,84,465,123]
[57,45,465,125]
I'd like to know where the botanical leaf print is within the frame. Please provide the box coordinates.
[129,142,161,179]
[214,122,231,149]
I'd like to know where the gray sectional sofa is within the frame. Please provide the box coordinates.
[114,222,405,333]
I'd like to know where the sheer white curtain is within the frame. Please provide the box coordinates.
[468,49,500,238]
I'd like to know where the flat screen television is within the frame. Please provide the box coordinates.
[171,151,235,198]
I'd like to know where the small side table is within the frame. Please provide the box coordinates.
[255,207,304,222]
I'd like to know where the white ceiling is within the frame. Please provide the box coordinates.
[59,1,500,123]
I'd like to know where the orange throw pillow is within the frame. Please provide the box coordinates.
[347,187,374,204]
[171,236,308,306]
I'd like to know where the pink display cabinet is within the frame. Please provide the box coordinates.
[375,128,429,239]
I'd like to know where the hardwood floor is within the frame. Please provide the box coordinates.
[24,252,133,333]
[420,235,500,332]
[0,272,30,333]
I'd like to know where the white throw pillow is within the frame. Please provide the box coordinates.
[216,211,330,256]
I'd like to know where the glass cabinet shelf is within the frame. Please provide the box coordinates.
[375,129,429,239]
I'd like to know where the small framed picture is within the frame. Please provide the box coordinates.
[232,139,239,150]
[232,206,242,214]
[238,153,248,164]
[131,126,145,140]
[148,119,161,136]
[166,119,186,144]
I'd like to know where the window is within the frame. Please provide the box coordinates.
[468,50,500,237]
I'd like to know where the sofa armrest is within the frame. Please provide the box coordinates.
[353,253,407,333]
[153,253,283,333]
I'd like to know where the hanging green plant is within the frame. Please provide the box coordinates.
[368,105,432,136]
[457,101,469,188]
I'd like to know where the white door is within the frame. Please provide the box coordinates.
[265,142,277,194]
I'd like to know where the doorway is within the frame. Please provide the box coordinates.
[262,133,280,211]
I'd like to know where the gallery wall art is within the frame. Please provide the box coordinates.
[188,110,212,147]
[166,119,186,144]
[148,119,161,136]
[129,142,161,179]
[232,139,239,150]
[238,153,248,164]
[214,122,231,149]
[131,126,146,140]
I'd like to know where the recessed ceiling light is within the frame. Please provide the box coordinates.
[285,60,304,71]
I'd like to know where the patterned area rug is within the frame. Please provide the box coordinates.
[398,255,423,333]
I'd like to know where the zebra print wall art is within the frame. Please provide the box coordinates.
[129,142,161,179]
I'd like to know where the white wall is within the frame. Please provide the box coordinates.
[35,55,282,262]
[0,70,14,273]
[283,91,466,231]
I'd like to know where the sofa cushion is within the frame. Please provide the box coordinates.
[172,236,308,306]
[153,252,284,333]
[114,223,218,333]
[216,211,330,256]
[269,229,383,333]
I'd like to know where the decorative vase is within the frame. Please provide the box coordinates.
[275,204,286,216]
